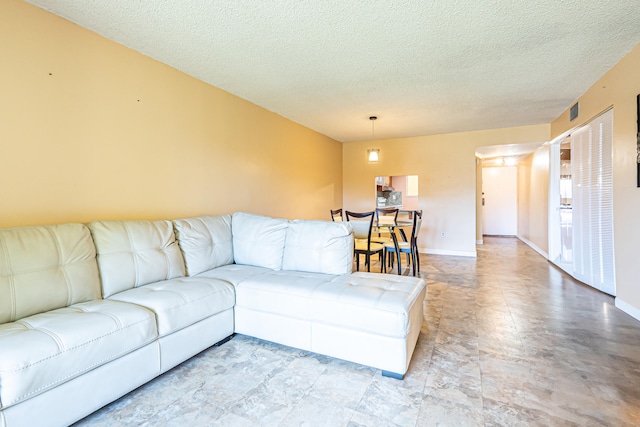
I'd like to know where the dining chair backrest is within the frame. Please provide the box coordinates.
[392,210,414,242]
[410,210,423,245]
[375,208,399,225]
[330,208,343,222]
[345,210,374,241]
[397,210,412,222]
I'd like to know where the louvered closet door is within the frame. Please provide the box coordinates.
[571,108,615,295]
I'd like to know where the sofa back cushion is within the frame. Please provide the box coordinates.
[282,220,354,275]
[88,220,185,298]
[0,223,101,323]
[172,215,234,276]
[232,212,288,270]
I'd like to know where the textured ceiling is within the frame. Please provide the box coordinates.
[27,0,640,143]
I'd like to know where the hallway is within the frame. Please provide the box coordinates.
[75,237,640,426]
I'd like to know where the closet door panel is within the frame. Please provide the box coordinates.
[571,109,615,295]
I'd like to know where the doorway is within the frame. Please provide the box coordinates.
[559,140,573,264]
[482,166,517,236]
[549,137,574,273]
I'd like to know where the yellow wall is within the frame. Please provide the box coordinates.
[552,43,640,317]
[343,124,549,256]
[517,147,549,255]
[0,0,342,228]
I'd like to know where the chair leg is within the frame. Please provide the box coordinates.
[396,251,402,275]
[366,254,371,272]
[411,251,417,276]
[355,253,360,271]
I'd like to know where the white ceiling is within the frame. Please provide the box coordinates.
[27,0,640,143]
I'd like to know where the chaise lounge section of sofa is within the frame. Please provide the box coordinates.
[0,212,426,427]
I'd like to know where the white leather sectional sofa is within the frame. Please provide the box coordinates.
[0,212,426,427]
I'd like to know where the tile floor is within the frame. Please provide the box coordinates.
[74,237,640,426]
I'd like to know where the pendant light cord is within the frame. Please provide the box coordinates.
[370,116,377,139]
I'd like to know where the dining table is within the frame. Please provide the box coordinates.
[374,217,412,235]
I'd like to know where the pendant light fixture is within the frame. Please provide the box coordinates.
[367,116,380,163]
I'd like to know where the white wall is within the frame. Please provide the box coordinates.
[517,147,550,256]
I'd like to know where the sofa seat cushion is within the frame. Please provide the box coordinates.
[0,299,156,408]
[312,272,426,338]
[235,271,337,319]
[108,277,235,337]
[195,264,273,287]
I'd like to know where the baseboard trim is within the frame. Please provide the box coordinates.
[419,247,477,257]
[516,235,549,259]
[615,298,640,322]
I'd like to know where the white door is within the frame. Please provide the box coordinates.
[482,166,517,236]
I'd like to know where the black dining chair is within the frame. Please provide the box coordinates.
[384,210,422,276]
[330,208,343,222]
[372,207,399,245]
[345,210,385,272]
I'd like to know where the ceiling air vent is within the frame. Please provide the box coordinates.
[570,103,579,121]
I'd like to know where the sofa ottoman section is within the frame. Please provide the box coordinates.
[310,272,426,379]
[229,218,425,379]
[233,270,338,350]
